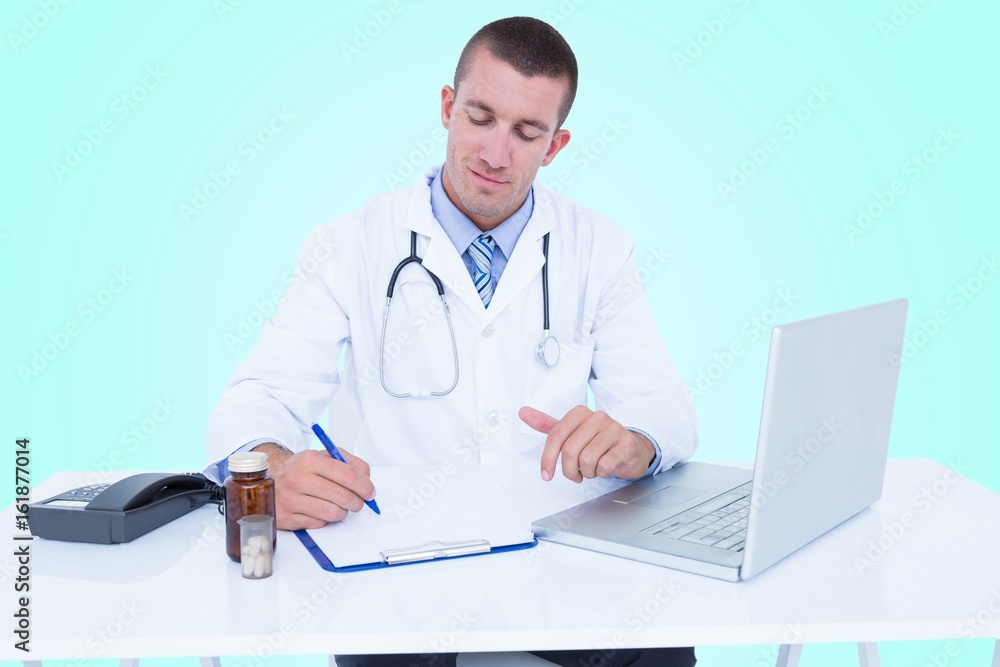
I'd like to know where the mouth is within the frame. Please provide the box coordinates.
[469,167,506,188]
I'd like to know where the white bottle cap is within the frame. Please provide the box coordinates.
[228,451,269,473]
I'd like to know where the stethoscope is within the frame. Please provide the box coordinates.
[379,231,558,398]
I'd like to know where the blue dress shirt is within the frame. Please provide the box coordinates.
[428,165,533,289]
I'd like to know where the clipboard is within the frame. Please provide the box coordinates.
[295,531,538,572]
[294,466,543,572]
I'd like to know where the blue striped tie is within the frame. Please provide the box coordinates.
[469,235,496,307]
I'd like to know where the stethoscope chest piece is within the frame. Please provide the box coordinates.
[536,332,560,367]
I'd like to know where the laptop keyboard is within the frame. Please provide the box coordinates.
[640,482,753,552]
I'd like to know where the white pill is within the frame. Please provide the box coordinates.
[242,555,255,577]
[253,556,266,578]
[248,539,261,558]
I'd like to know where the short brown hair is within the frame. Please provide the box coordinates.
[454,17,578,129]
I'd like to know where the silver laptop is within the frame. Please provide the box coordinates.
[532,298,908,581]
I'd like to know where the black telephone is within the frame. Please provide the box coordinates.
[28,472,223,544]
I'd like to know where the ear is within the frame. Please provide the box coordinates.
[540,129,571,167]
[441,85,456,129]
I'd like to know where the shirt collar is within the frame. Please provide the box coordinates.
[429,164,534,260]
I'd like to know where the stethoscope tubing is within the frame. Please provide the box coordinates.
[380,231,555,398]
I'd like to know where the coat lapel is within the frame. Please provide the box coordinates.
[404,182,486,318]
[481,197,556,327]
[404,170,558,328]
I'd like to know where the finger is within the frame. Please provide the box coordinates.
[281,501,348,529]
[574,421,620,480]
[279,452,371,513]
[309,451,377,503]
[561,410,618,480]
[282,466,365,516]
[598,433,650,480]
[518,405,559,434]
[340,448,372,478]
[280,513,327,531]
[274,478,352,527]
[539,406,591,482]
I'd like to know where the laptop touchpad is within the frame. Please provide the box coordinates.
[629,485,703,510]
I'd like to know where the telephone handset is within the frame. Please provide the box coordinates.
[28,472,224,544]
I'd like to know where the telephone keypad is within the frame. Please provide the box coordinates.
[60,484,109,501]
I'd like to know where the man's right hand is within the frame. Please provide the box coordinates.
[252,443,376,530]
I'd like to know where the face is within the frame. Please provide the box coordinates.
[440,48,571,231]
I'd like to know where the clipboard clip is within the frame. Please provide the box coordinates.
[381,539,491,565]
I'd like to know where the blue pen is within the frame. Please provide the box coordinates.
[311,423,381,516]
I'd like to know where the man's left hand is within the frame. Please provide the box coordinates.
[519,405,655,482]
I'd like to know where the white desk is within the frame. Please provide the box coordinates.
[3,459,999,664]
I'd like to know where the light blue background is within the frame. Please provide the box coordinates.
[4,1,997,665]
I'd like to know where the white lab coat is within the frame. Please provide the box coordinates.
[206,166,697,475]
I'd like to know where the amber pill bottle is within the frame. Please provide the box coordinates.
[224,452,276,562]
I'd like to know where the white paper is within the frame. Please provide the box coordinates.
[302,465,627,568]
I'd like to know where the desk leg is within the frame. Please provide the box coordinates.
[857,642,880,667]
[200,659,222,667]
[775,644,802,667]
[992,639,999,667]
[21,661,42,667]
[119,660,139,667]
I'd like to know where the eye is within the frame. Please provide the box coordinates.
[517,129,540,142]
[468,116,489,126]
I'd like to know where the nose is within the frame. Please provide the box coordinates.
[479,127,511,170]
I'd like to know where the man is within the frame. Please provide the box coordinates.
[207,16,697,667]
